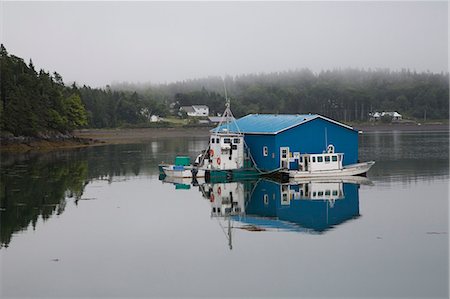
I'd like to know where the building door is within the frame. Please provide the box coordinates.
[280,147,289,169]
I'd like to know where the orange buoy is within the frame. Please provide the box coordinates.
[209,149,214,156]
[210,193,215,202]
[217,186,222,195]
[217,157,221,165]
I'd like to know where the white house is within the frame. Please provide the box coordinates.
[369,111,402,121]
[150,115,160,122]
[180,105,209,117]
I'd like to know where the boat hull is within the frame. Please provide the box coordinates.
[162,166,206,178]
[162,167,193,178]
[288,161,375,178]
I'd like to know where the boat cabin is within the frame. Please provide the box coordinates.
[208,133,245,170]
[283,144,343,172]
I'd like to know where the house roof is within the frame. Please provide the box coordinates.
[212,114,354,135]
[192,105,208,110]
[180,106,195,113]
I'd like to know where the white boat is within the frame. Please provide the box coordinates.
[162,165,206,178]
[287,144,375,178]
[162,165,192,178]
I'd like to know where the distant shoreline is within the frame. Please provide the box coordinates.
[1,123,448,152]
[353,123,449,132]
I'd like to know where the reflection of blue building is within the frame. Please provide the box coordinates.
[240,179,360,232]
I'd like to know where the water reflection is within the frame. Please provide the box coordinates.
[162,175,369,249]
[0,137,209,248]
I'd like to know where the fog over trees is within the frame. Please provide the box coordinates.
[1,45,448,136]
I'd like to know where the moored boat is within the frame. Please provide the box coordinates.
[285,145,375,178]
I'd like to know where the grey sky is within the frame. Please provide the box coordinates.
[2,1,448,87]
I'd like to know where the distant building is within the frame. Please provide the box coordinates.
[180,105,209,117]
[369,111,402,121]
[150,115,160,122]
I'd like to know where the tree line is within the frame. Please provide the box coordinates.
[1,44,448,137]
[120,68,448,121]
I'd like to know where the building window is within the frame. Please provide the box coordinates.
[263,146,268,156]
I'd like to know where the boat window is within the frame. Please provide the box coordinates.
[217,207,221,213]
[332,155,337,162]
[223,138,231,144]
[317,156,323,162]
[332,190,338,196]
[263,146,268,156]
[313,192,317,197]
[318,191,324,196]
[211,138,215,144]
[212,207,216,213]
[299,157,303,163]
[232,145,237,150]
[233,138,240,144]
[325,156,330,162]
[325,190,331,196]
[312,156,316,163]
[263,194,269,205]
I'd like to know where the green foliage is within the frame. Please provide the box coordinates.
[0,45,89,136]
[1,44,448,135]
[112,69,448,122]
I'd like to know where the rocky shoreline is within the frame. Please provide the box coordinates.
[0,132,102,152]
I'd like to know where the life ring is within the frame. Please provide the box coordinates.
[217,186,222,195]
[209,149,214,156]
[210,193,215,202]
[217,157,221,165]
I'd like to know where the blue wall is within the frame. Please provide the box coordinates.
[244,118,358,171]
[244,134,276,171]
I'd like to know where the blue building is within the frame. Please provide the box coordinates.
[214,114,358,171]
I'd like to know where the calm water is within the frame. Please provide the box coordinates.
[1,131,448,298]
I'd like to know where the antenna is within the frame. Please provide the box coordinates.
[223,77,230,109]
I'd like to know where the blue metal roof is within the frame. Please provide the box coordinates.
[212,114,353,134]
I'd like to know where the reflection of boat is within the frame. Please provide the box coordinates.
[183,177,368,249]
[288,175,374,186]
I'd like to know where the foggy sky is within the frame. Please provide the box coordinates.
[2,1,448,87]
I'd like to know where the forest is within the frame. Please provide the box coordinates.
[1,44,448,137]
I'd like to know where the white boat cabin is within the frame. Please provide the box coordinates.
[209,133,245,170]
[291,145,343,172]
